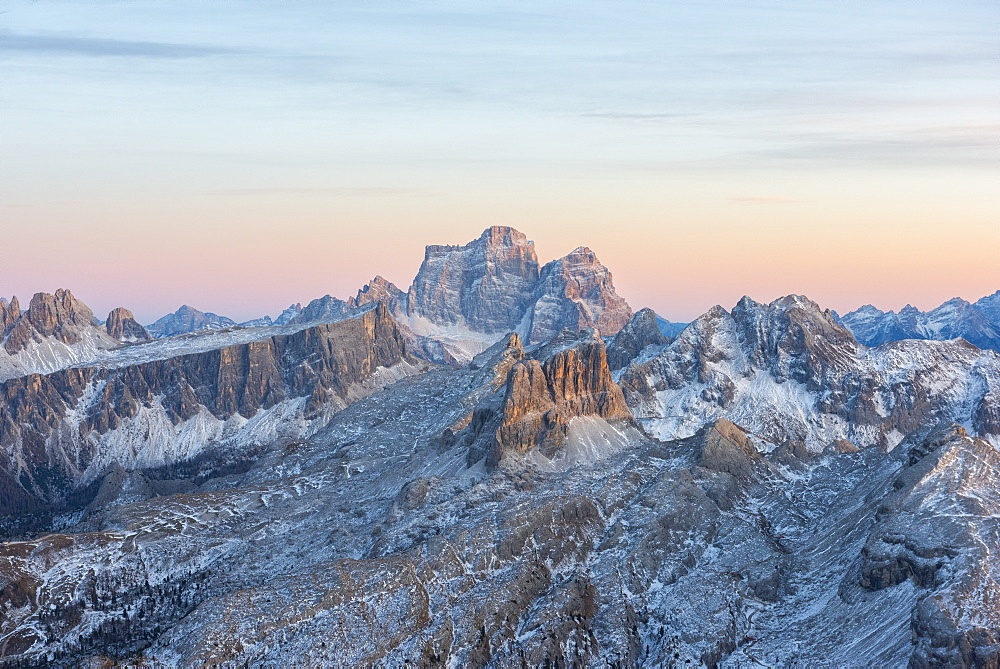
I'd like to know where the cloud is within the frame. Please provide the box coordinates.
[0,32,241,58]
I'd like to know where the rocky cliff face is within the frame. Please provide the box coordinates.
[403,228,633,359]
[105,307,151,342]
[606,307,670,370]
[350,275,407,319]
[839,292,1000,351]
[0,296,20,338]
[525,247,633,344]
[620,295,1000,451]
[407,226,540,333]
[0,303,417,515]
[451,329,633,468]
[0,290,121,382]
[146,305,236,338]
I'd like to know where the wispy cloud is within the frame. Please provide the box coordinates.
[0,32,241,58]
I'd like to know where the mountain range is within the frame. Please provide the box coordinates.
[836,292,1000,352]
[0,227,999,666]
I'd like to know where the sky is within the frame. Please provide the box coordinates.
[2,0,998,323]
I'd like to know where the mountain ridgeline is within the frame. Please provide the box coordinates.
[1,227,1000,666]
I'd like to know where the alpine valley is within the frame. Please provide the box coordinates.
[2,227,1000,667]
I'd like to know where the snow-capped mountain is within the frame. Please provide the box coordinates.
[838,291,1000,351]
[2,234,1000,667]
[622,294,1000,451]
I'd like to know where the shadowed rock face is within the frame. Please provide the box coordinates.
[105,308,151,342]
[4,289,108,354]
[606,307,670,370]
[408,226,541,332]
[0,304,414,513]
[526,247,633,344]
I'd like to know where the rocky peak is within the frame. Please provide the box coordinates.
[731,294,858,388]
[147,305,236,338]
[525,246,632,344]
[286,295,350,326]
[350,275,407,318]
[105,307,152,342]
[453,329,633,467]
[407,226,540,332]
[696,418,763,480]
[4,289,105,353]
[0,295,20,338]
[274,303,303,325]
[606,307,670,370]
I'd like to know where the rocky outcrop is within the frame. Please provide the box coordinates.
[525,247,632,343]
[606,307,670,370]
[287,295,351,326]
[105,307,151,342]
[3,289,111,354]
[146,305,236,338]
[695,418,762,480]
[454,330,633,467]
[350,275,407,320]
[0,295,20,338]
[407,226,540,332]
[0,303,415,513]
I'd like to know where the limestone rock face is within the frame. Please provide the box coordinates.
[606,307,670,370]
[454,329,633,467]
[105,307,151,342]
[0,303,415,513]
[350,275,407,319]
[146,305,236,338]
[407,226,540,332]
[526,247,633,344]
[3,289,105,353]
[696,418,762,480]
[0,295,20,338]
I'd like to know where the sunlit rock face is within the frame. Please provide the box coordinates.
[407,226,541,333]
[525,246,633,344]
[105,307,151,342]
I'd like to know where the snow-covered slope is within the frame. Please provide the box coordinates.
[621,295,1000,451]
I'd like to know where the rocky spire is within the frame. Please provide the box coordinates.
[105,307,151,342]
[0,295,20,339]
